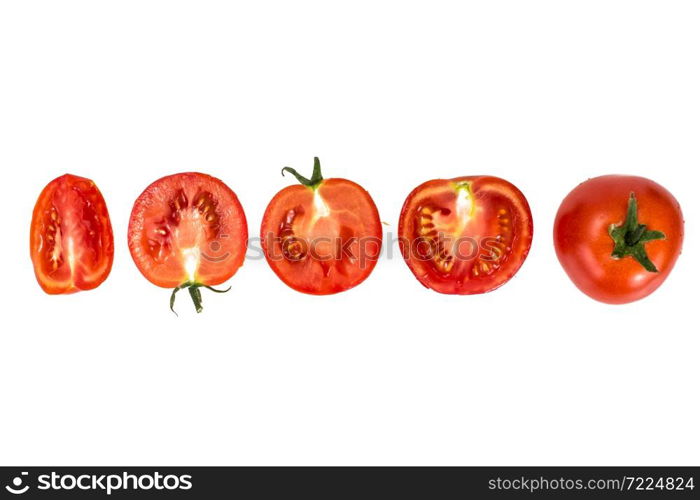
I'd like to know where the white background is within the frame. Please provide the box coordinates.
[0,1,697,466]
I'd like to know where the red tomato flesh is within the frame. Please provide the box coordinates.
[398,176,533,294]
[30,174,114,294]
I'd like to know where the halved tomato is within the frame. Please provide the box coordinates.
[398,176,533,294]
[128,172,248,313]
[30,174,114,294]
[260,158,382,294]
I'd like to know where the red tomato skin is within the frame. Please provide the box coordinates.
[260,178,382,295]
[554,175,683,304]
[30,174,114,294]
[398,176,533,295]
[128,172,248,289]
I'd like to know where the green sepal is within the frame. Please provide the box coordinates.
[281,157,323,189]
[608,193,666,273]
[169,281,232,316]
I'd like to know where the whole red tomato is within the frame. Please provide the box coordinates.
[260,158,382,294]
[554,175,683,304]
[398,176,533,294]
[128,172,248,313]
[30,174,114,294]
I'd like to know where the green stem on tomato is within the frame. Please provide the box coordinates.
[281,157,324,189]
[169,282,232,316]
[608,193,666,272]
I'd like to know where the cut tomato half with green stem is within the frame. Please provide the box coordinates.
[260,157,382,294]
[128,172,248,313]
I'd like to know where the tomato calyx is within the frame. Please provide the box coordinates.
[609,193,666,272]
[169,282,231,315]
[281,157,324,189]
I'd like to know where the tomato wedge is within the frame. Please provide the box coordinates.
[260,158,382,294]
[398,176,533,294]
[128,172,248,313]
[554,175,684,304]
[30,174,114,294]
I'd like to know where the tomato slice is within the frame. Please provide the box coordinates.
[398,176,533,294]
[128,172,248,311]
[30,174,114,294]
[260,158,382,294]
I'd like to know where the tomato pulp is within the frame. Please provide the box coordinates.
[398,176,533,294]
[554,175,683,304]
[261,158,382,294]
[128,172,248,312]
[30,174,114,294]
